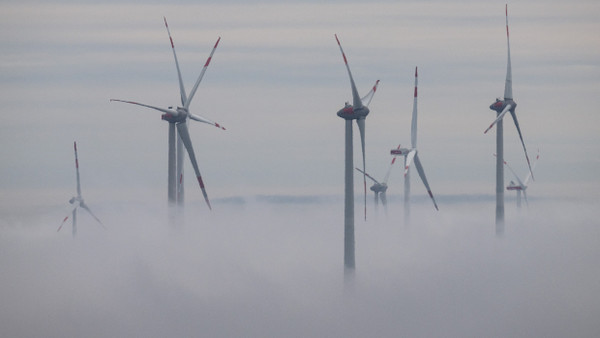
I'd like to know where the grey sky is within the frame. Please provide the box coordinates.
[2,0,599,207]
[1,1,600,337]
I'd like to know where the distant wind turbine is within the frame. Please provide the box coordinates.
[391,67,438,224]
[335,34,380,273]
[58,142,104,237]
[111,17,225,211]
[355,144,400,214]
[485,5,534,231]
[496,150,539,208]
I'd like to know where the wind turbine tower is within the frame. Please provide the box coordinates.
[335,34,380,274]
[112,18,225,214]
[58,142,104,237]
[485,5,534,233]
[391,67,438,224]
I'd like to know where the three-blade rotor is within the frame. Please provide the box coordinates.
[496,150,539,206]
[58,142,104,234]
[335,34,380,221]
[111,18,225,210]
[486,5,534,181]
[398,67,438,211]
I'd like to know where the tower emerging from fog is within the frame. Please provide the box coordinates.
[334,34,380,273]
[484,5,534,233]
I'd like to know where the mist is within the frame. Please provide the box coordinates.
[1,195,598,338]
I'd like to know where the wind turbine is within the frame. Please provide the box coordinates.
[485,5,534,231]
[335,34,380,273]
[58,142,104,237]
[391,67,438,224]
[355,144,400,214]
[496,150,539,208]
[111,17,225,211]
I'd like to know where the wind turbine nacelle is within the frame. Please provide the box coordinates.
[161,109,185,123]
[370,183,388,193]
[391,148,411,156]
[337,104,369,120]
[507,182,524,191]
[69,197,82,205]
[489,98,516,113]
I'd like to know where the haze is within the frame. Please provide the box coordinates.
[1,0,599,337]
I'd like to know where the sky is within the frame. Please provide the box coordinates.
[1,0,600,336]
[1,0,599,206]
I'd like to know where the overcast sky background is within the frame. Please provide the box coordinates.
[1,0,599,207]
[1,1,600,337]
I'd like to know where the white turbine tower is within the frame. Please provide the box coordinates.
[111,17,225,212]
[355,144,400,215]
[497,150,539,208]
[485,5,534,233]
[391,67,438,224]
[335,34,380,274]
[58,142,104,237]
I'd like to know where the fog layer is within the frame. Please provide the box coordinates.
[1,197,599,337]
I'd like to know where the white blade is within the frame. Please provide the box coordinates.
[355,167,380,185]
[413,153,439,210]
[110,99,176,116]
[404,149,417,176]
[509,110,534,181]
[411,67,418,148]
[184,37,221,110]
[523,190,529,207]
[504,4,513,100]
[80,202,105,229]
[189,113,226,130]
[484,103,511,134]
[335,34,362,109]
[176,122,212,210]
[57,204,79,232]
[383,144,401,183]
[356,117,367,221]
[164,17,187,106]
[73,142,81,198]
[495,153,525,187]
[380,191,387,208]
[360,80,380,107]
[523,150,539,185]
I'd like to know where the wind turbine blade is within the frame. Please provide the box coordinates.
[404,149,416,176]
[164,17,187,106]
[355,167,380,185]
[360,80,380,107]
[80,203,105,229]
[356,117,367,220]
[504,4,513,100]
[57,217,67,232]
[523,190,529,207]
[411,67,418,148]
[383,144,401,183]
[110,99,175,115]
[413,154,439,210]
[189,113,226,130]
[73,142,81,198]
[58,204,79,232]
[184,37,221,110]
[176,122,212,210]
[495,153,525,187]
[335,34,362,109]
[509,110,534,181]
[484,103,511,134]
[523,149,539,185]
